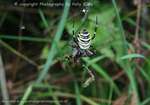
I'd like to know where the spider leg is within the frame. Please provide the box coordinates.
[90,45,97,54]
[73,36,78,45]
[92,16,98,40]
[72,19,78,44]
[72,19,81,45]
[72,48,82,63]
[82,65,95,87]
[72,20,75,36]
[85,50,95,56]
[72,48,78,58]
[71,39,78,48]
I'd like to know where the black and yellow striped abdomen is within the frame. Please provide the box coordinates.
[77,29,91,50]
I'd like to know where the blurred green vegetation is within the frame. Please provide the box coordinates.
[0,0,150,105]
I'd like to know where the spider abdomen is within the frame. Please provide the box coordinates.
[77,31,91,50]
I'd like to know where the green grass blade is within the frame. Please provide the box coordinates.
[75,82,82,105]
[111,0,128,55]
[108,84,113,105]
[142,41,150,50]
[141,97,150,105]
[48,86,60,105]
[120,53,145,60]
[137,65,150,83]
[0,40,37,66]
[0,12,7,28]
[36,0,71,83]
[80,95,99,105]
[38,9,49,28]
[0,35,51,42]
[0,53,11,105]
[86,55,106,66]
[54,92,99,105]
[19,85,33,105]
